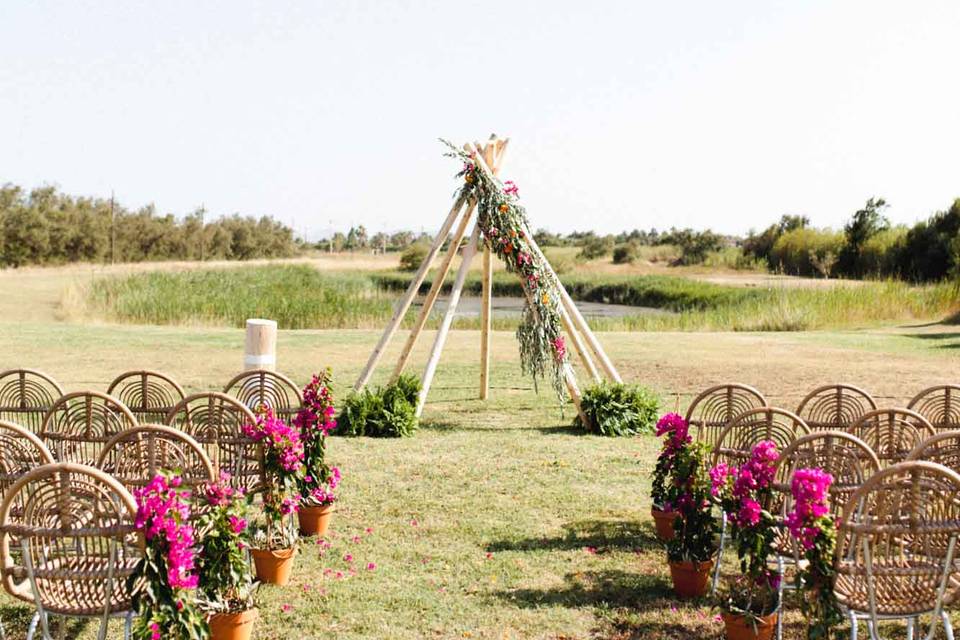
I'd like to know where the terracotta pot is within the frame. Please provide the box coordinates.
[298,503,334,537]
[251,547,297,586]
[651,507,677,541]
[209,608,258,640]
[721,611,778,640]
[668,559,714,598]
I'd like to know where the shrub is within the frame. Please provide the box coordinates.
[574,382,660,436]
[769,227,844,277]
[337,374,422,437]
[577,236,613,261]
[612,243,639,264]
[399,242,429,272]
[858,226,907,276]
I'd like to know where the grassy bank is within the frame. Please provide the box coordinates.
[63,264,960,332]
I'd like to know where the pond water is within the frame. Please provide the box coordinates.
[414,295,672,319]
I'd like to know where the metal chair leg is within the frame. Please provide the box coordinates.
[943,611,955,640]
[849,610,858,640]
[26,612,39,640]
[710,512,727,596]
[906,618,915,640]
[775,555,785,640]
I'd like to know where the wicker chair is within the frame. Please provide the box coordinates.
[106,370,185,425]
[906,430,960,474]
[685,383,767,449]
[835,461,960,640]
[0,369,64,433]
[771,431,881,640]
[166,392,261,493]
[38,392,137,465]
[850,408,936,468]
[96,424,215,495]
[795,384,877,432]
[0,421,54,498]
[223,369,303,421]
[907,385,960,433]
[710,407,810,595]
[0,462,141,640]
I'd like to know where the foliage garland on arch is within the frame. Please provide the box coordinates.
[443,140,568,401]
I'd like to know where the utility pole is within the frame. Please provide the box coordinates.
[110,191,116,265]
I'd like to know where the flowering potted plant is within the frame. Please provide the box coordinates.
[196,472,258,640]
[650,413,690,541]
[128,472,209,640]
[710,441,782,640]
[293,370,341,536]
[785,468,842,640]
[243,406,305,585]
[664,439,718,598]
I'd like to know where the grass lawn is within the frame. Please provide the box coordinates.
[0,264,958,638]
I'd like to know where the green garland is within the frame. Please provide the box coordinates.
[443,140,568,401]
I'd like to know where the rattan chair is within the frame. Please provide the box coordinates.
[835,461,960,640]
[906,430,960,474]
[685,383,767,449]
[772,431,881,640]
[850,408,936,468]
[223,369,303,421]
[907,385,960,433]
[0,369,64,433]
[96,424,215,495]
[795,384,877,432]
[165,392,261,493]
[0,462,141,640]
[0,420,54,498]
[38,392,137,465]
[106,370,185,425]
[710,407,810,594]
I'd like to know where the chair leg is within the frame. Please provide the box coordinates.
[849,610,858,640]
[906,618,915,640]
[775,555,785,640]
[866,618,881,640]
[711,513,727,596]
[125,612,133,640]
[943,611,955,640]
[26,612,39,640]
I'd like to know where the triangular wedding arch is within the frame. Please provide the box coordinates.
[354,135,621,425]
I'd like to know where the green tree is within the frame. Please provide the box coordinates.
[838,198,888,276]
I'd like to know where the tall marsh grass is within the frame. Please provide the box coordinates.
[65,264,960,332]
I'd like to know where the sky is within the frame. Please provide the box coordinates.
[1,1,959,240]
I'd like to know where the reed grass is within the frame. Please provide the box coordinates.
[65,264,960,332]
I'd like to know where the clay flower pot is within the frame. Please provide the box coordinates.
[668,559,714,598]
[651,506,677,541]
[298,503,334,537]
[209,608,258,640]
[721,611,778,640]
[251,547,297,586]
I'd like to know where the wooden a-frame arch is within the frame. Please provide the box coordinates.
[354,135,621,423]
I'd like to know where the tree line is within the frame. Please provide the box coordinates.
[0,184,298,267]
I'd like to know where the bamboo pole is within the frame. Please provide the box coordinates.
[354,194,468,391]
[467,148,622,383]
[478,139,497,401]
[391,199,477,380]
[559,307,601,383]
[416,222,482,417]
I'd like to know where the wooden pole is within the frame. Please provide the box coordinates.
[467,148,622,383]
[391,199,477,380]
[479,245,492,399]
[354,194,468,391]
[478,139,497,401]
[393,138,509,382]
[559,306,601,383]
[416,223,482,417]
[245,319,277,371]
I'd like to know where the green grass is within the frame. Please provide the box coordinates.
[72,265,395,329]
[1,318,957,638]
[65,264,960,333]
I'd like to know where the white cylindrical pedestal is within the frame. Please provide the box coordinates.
[244,319,277,371]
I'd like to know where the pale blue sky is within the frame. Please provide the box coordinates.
[1,1,958,238]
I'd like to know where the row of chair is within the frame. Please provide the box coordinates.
[0,367,305,429]
[689,397,960,640]
[685,382,960,448]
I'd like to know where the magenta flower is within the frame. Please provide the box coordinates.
[503,180,519,196]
